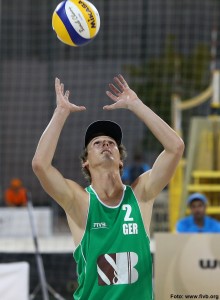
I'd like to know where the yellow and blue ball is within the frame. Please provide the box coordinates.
[52,0,100,47]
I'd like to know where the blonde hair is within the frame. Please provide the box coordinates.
[80,144,127,183]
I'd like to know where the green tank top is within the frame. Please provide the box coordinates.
[73,185,154,300]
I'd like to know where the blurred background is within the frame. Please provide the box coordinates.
[0,0,220,299]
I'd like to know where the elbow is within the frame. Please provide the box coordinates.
[176,137,185,157]
[32,156,46,176]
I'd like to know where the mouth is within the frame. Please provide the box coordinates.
[101,149,112,154]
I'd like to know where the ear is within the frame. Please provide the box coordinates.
[82,160,89,168]
[119,160,123,169]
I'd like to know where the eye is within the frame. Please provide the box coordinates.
[94,140,100,145]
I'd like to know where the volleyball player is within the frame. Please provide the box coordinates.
[32,74,184,299]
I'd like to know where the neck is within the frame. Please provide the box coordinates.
[194,216,204,227]
[91,170,124,206]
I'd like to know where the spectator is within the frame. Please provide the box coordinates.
[4,178,27,207]
[176,193,220,233]
[122,152,150,185]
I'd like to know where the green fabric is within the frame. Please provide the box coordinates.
[73,185,154,300]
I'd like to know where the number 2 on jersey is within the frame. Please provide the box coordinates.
[122,204,134,221]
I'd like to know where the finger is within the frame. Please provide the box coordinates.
[113,76,124,90]
[70,105,86,112]
[106,91,118,102]
[103,104,117,110]
[114,75,128,90]
[118,74,129,87]
[64,90,70,99]
[55,77,60,93]
[60,83,64,95]
[109,83,121,95]
[77,106,86,111]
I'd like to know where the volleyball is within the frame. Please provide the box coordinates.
[52,0,100,47]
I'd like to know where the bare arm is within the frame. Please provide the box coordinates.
[32,78,87,215]
[104,74,184,201]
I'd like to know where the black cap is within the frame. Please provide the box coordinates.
[84,120,122,147]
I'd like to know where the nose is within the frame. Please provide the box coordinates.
[103,140,109,146]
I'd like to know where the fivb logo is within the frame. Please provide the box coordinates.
[93,222,107,229]
[199,259,220,269]
[97,252,138,285]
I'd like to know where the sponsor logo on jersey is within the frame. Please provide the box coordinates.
[97,252,139,285]
[92,222,108,229]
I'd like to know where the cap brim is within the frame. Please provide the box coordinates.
[85,120,122,147]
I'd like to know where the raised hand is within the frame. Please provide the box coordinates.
[104,74,140,110]
[55,78,86,113]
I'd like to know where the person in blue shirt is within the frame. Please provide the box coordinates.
[176,193,220,233]
[122,152,150,185]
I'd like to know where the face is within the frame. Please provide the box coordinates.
[83,135,123,170]
[189,200,206,220]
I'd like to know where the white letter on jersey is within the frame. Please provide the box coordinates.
[123,223,138,235]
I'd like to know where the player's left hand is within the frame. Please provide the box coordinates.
[104,74,139,110]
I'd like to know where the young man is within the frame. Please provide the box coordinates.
[32,74,184,299]
[176,193,220,233]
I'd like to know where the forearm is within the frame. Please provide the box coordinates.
[128,99,184,153]
[33,107,70,169]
